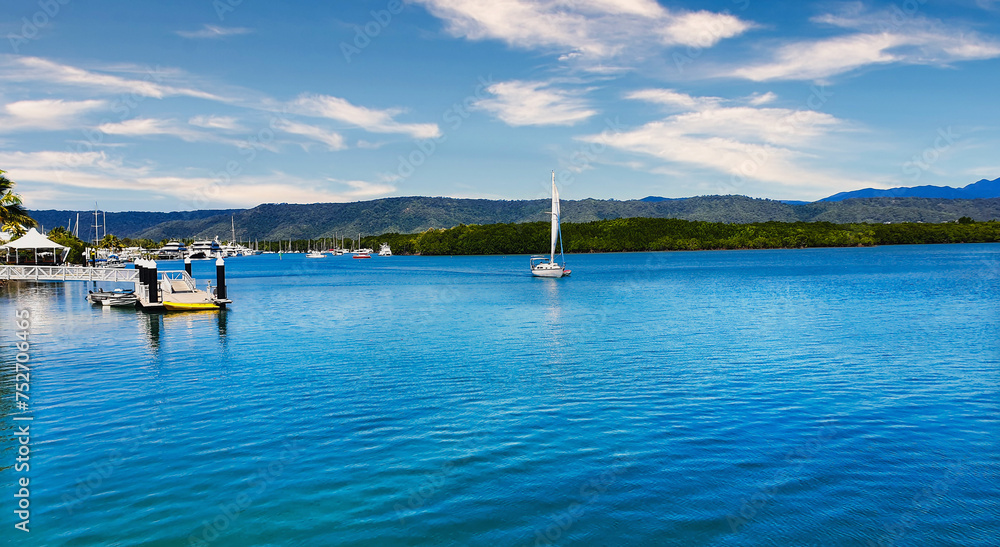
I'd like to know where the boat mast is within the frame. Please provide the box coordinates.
[92,203,100,246]
[549,171,559,264]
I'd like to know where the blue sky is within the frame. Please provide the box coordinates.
[2,0,999,211]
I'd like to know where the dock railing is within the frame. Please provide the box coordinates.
[0,265,139,283]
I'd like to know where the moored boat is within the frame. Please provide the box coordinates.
[102,292,138,307]
[156,241,187,260]
[189,238,223,259]
[88,288,136,305]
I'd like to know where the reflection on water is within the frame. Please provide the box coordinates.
[140,312,162,350]
[542,276,564,324]
[138,309,228,349]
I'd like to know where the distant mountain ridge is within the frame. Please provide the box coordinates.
[820,177,1000,201]
[29,194,1000,242]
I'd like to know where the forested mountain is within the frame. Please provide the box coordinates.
[29,195,1000,242]
[29,209,240,240]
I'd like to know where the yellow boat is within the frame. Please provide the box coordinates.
[162,301,220,311]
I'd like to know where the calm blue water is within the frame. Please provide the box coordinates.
[2,245,998,546]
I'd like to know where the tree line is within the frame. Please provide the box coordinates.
[364,217,1000,255]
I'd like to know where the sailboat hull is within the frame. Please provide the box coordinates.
[531,267,566,278]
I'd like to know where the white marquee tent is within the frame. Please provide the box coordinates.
[1,228,68,264]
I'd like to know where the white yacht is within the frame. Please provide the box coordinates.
[189,238,223,259]
[378,243,392,256]
[530,171,571,278]
[156,241,187,260]
[105,253,125,268]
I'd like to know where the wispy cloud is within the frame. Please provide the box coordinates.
[725,7,1000,82]
[0,99,105,132]
[99,118,207,141]
[0,55,443,145]
[97,117,250,148]
[411,0,752,69]
[0,150,393,208]
[288,94,441,139]
[0,55,226,101]
[624,89,720,111]
[326,176,397,198]
[176,25,254,39]
[474,80,597,126]
[273,119,347,151]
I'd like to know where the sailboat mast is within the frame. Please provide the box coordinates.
[550,171,559,263]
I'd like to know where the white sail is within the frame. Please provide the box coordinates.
[550,172,560,261]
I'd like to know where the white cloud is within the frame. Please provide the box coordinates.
[660,10,751,48]
[188,115,244,131]
[731,33,901,81]
[748,92,778,106]
[0,99,105,132]
[288,94,441,139]
[727,9,1000,82]
[474,80,597,126]
[580,89,858,192]
[176,25,254,39]
[273,119,347,151]
[411,0,751,68]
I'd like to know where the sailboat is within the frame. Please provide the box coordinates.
[530,171,571,278]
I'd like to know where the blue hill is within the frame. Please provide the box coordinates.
[820,177,1000,202]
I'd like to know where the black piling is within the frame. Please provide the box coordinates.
[184,257,192,277]
[149,260,159,304]
[136,259,146,293]
[215,257,227,307]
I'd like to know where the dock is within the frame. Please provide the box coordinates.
[0,264,232,311]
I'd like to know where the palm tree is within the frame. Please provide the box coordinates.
[1,169,37,238]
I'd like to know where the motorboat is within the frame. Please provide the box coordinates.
[88,288,136,306]
[378,243,392,256]
[103,292,138,307]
